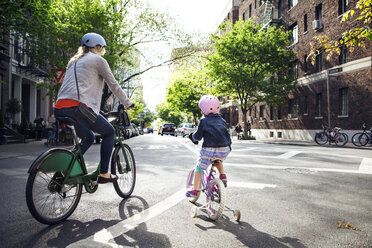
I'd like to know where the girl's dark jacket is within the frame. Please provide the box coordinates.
[190,113,232,148]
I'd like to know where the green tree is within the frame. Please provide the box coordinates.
[1,0,198,105]
[156,102,183,125]
[207,20,296,137]
[309,0,371,62]
[166,63,214,121]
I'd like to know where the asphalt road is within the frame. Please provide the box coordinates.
[0,134,371,248]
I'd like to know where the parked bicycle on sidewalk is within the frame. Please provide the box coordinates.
[314,125,348,147]
[352,123,372,147]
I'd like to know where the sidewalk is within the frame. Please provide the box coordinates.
[0,140,52,160]
[232,136,371,149]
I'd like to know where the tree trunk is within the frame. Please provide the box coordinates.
[241,107,248,137]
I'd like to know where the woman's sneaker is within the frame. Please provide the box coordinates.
[220,174,227,187]
[186,189,199,198]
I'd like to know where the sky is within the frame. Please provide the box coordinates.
[141,0,231,112]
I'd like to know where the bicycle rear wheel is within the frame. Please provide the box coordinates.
[352,132,364,147]
[112,144,136,198]
[315,132,328,145]
[26,170,82,225]
[207,178,226,221]
[335,133,348,147]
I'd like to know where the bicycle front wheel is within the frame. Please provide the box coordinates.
[207,178,226,221]
[112,144,136,198]
[335,133,348,147]
[352,132,364,147]
[26,170,82,225]
[315,132,328,145]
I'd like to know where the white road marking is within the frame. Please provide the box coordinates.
[359,158,372,174]
[225,162,372,174]
[67,180,275,247]
[229,181,277,189]
[276,151,302,159]
[174,139,199,155]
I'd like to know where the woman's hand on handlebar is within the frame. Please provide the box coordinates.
[126,103,135,110]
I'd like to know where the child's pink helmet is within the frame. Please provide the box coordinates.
[198,95,220,115]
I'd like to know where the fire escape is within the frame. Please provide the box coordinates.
[259,0,282,30]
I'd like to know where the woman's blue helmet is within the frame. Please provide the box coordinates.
[81,33,106,48]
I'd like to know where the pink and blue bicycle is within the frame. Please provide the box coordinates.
[186,160,241,221]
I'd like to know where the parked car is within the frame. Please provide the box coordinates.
[147,127,153,133]
[161,123,176,136]
[130,123,139,137]
[175,123,197,137]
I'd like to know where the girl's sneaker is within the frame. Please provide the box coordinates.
[220,174,227,187]
[186,189,199,198]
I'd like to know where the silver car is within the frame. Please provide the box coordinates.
[175,123,197,137]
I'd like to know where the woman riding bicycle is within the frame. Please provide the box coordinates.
[54,32,134,184]
[187,95,232,198]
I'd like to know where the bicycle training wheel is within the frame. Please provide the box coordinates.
[112,144,136,198]
[315,132,328,145]
[335,133,348,147]
[352,132,364,147]
[207,178,226,221]
[26,169,82,225]
[186,169,200,203]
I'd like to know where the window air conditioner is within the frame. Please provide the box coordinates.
[287,114,292,119]
[312,20,322,29]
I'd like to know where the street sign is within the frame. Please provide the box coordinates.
[328,67,342,74]
[51,68,65,83]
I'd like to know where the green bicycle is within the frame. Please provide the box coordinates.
[25,112,136,225]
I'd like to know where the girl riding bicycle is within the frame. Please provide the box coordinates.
[187,95,232,198]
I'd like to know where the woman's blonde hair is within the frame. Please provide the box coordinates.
[67,46,106,69]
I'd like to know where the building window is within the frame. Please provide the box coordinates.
[339,44,348,64]
[290,22,298,45]
[304,54,308,73]
[339,87,348,115]
[304,96,308,115]
[242,12,246,21]
[278,0,282,17]
[249,4,252,18]
[270,106,274,120]
[290,61,298,79]
[289,0,298,9]
[338,0,348,15]
[288,99,298,118]
[315,52,323,72]
[316,3,322,22]
[278,106,282,120]
[259,105,265,120]
[304,14,308,32]
[254,106,257,118]
[316,93,322,117]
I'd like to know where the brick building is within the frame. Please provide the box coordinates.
[225,0,371,140]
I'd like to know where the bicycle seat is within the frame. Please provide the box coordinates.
[56,117,76,125]
[212,159,222,165]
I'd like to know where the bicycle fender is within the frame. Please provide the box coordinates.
[28,148,83,175]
